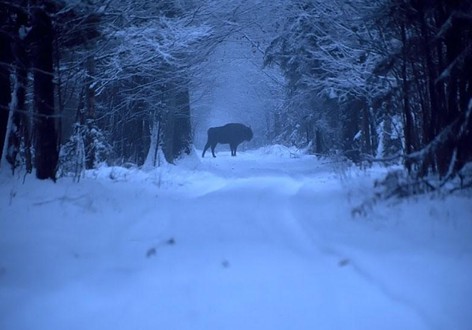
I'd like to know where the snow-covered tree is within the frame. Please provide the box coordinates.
[90,0,212,164]
[264,0,384,159]
[371,0,472,183]
[264,0,472,187]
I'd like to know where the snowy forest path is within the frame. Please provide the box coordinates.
[1,148,469,330]
[133,149,430,330]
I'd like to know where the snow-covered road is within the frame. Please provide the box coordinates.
[1,146,471,330]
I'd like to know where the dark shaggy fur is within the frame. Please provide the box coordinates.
[202,123,253,158]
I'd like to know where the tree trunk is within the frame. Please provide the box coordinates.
[172,86,191,159]
[84,51,97,169]
[7,20,31,173]
[0,30,12,164]
[162,81,192,164]
[342,99,361,163]
[361,102,372,156]
[315,128,323,154]
[443,8,472,176]
[400,22,414,173]
[31,8,58,180]
[162,106,176,164]
[144,113,162,167]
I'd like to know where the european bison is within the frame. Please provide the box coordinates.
[202,123,253,158]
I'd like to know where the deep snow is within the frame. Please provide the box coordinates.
[1,146,471,330]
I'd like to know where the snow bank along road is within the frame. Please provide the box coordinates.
[1,146,471,330]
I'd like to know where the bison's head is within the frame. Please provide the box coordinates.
[245,126,253,141]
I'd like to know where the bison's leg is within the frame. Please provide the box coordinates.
[202,142,211,158]
[230,143,237,156]
[211,143,217,157]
